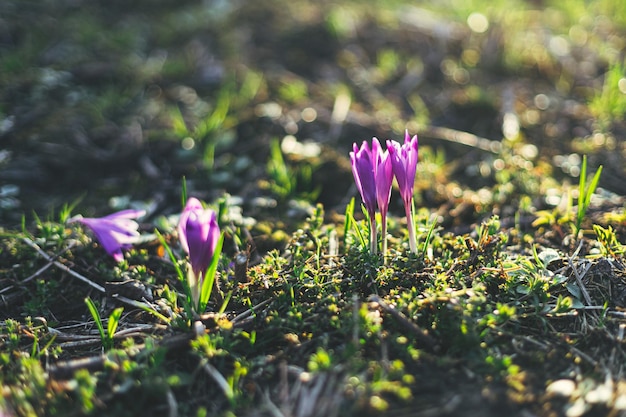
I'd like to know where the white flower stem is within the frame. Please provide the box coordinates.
[188,266,200,309]
[381,213,388,264]
[406,200,417,254]
[369,215,378,255]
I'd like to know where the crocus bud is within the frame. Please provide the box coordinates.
[178,197,220,306]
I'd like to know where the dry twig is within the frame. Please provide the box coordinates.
[22,237,105,293]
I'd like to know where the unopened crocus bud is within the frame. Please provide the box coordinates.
[178,197,220,306]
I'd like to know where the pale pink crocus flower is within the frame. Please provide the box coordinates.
[70,209,146,262]
[387,131,419,253]
[177,197,220,308]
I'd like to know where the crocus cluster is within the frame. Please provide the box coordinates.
[177,197,221,308]
[69,209,146,262]
[350,131,418,255]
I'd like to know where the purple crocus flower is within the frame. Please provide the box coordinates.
[350,140,379,254]
[387,131,419,253]
[177,197,220,306]
[70,209,145,262]
[350,141,377,218]
[372,138,393,258]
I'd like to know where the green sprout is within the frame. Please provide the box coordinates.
[589,60,626,130]
[197,234,224,313]
[593,224,624,257]
[171,71,263,169]
[266,138,295,200]
[575,155,603,239]
[420,214,438,260]
[265,138,321,202]
[84,297,123,351]
[344,196,366,250]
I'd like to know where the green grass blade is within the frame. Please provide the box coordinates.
[155,229,186,282]
[348,203,367,250]
[181,176,188,208]
[584,165,603,210]
[198,233,225,312]
[107,307,124,340]
[344,197,361,248]
[218,290,233,315]
[575,155,603,238]
[171,105,190,137]
[343,197,354,237]
[155,228,195,321]
[84,297,106,343]
[578,155,587,216]
[421,215,438,258]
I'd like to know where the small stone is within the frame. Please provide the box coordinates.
[546,379,576,397]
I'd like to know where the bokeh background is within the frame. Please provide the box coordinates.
[1,0,625,226]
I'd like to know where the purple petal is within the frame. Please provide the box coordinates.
[350,141,377,215]
[178,198,220,278]
[387,132,418,205]
[373,138,393,216]
[76,211,143,262]
[350,145,363,198]
[102,209,146,221]
[178,197,204,254]
[387,139,407,197]
[403,131,419,196]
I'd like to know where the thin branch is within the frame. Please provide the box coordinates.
[231,298,273,325]
[1,242,75,295]
[22,237,105,293]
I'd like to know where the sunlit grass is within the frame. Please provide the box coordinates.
[2,169,624,415]
[589,61,626,131]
